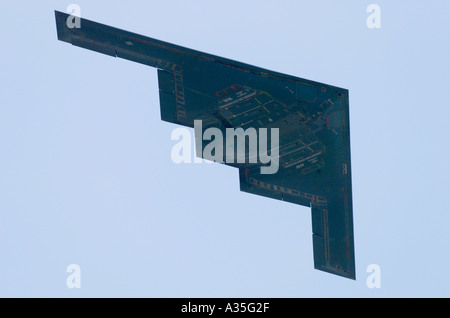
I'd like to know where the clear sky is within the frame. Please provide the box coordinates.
[1,1,449,297]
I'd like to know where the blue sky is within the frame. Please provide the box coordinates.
[1,1,449,297]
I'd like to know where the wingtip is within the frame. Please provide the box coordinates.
[54,10,72,43]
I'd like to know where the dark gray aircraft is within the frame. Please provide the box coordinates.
[55,10,356,279]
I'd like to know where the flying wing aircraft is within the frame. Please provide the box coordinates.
[54,10,356,279]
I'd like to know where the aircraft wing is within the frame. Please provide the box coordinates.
[55,10,356,279]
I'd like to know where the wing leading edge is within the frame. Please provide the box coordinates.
[54,10,355,279]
